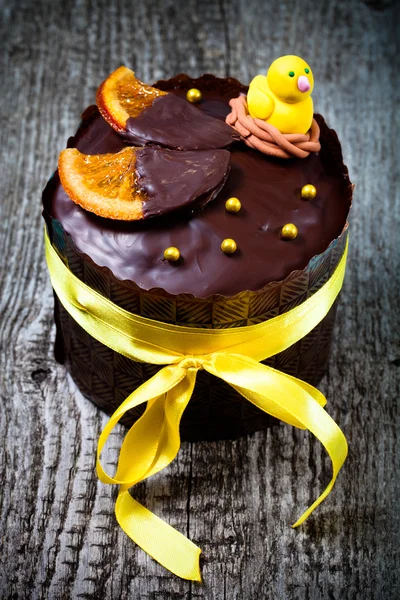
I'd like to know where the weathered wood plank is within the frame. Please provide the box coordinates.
[1,0,399,598]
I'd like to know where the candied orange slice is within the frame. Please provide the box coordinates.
[96,66,167,132]
[58,147,146,220]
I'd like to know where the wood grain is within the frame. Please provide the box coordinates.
[1,0,399,598]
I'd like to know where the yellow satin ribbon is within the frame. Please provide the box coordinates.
[45,229,348,582]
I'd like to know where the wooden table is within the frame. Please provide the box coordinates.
[1,0,399,598]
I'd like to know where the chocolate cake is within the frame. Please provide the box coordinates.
[42,72,352,441]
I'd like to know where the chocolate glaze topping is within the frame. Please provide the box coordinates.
[124,93,239,150]
[43,75,352,298]
[137,147,231,218]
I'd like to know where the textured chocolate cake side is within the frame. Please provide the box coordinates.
[43,74,352,441]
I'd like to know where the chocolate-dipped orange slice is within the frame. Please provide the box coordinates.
[96,66,239,150]
[58,146,230,221]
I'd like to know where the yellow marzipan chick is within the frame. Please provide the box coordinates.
[247,55,314,134]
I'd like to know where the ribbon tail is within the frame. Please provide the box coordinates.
[206,353,348,525]
[116,486,202,581]
[98,365,202,580]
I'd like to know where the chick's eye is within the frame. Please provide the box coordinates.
[288,71,295,77]
[305,68,310,74]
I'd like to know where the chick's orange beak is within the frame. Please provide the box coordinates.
[297,75,310,92]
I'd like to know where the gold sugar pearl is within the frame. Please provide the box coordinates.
[163,246,181,262]
[186,88,202,103]
[225,197,242,213]
[281,223,298,240]
[301,184,317,200]
[221,238,237,254]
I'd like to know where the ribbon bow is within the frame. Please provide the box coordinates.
[45,229,348,581]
